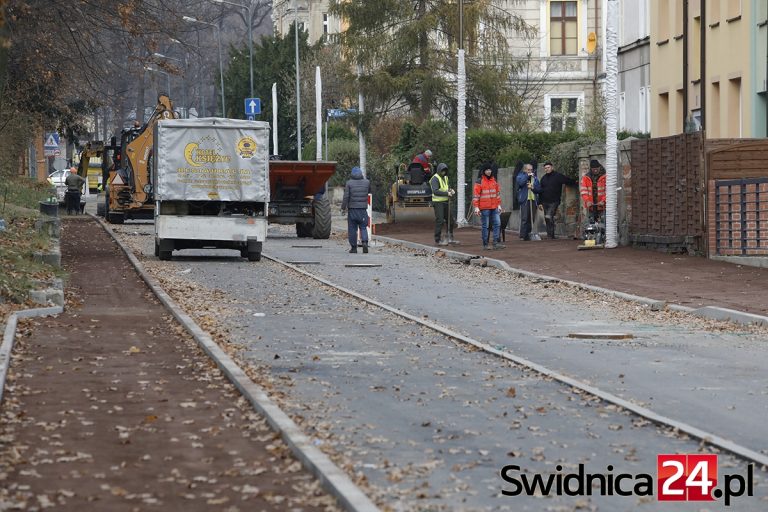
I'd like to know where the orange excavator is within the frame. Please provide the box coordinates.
[104,95,179,224]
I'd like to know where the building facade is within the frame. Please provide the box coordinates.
[506,0,607,132]
[272,0,342,44]
[650,0,768,138]
[618,0,650,133]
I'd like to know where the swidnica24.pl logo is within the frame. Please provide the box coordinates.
[501,454,753,506]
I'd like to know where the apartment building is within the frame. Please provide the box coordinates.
[619,0,650,133]
[507,0,607,132]
[651,0,768,138]
[272,0,341,43]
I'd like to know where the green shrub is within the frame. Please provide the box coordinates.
[496,144,533,168]
[548,135,603,180]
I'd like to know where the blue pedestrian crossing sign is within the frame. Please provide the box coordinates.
[245,98,261,116]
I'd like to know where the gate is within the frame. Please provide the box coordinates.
[711,179,768,256]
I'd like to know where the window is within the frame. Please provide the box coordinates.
[709,0,720,24]
[658,0,669,39]
[323,13,329,34]
[658,92,669,136]
[550,97,579,132]
[711,81,721,138]
[728,78,742,136]
[727,0,741,20]
[550,1,578,55]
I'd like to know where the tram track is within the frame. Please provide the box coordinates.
[264,251,768,470]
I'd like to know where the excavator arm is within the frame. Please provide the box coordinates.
[122,95,178,205]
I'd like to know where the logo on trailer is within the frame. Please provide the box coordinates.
[236,136,257,159]
[183,136,231,167]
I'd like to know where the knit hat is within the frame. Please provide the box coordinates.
[590,159,601,169]
[424,149,433,158]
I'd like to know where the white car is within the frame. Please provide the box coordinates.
[47,169,86,208]
[47,168,72,187]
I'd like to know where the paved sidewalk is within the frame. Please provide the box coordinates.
[0,217,337,511]
[374,221,768,318]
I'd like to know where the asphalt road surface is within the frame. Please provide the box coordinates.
[109,223,768,511]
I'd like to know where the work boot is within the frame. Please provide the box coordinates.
[362,242,369,254]
[349,247,357,253]
[483,245,491,250]
[437,237,449,246]
[447,234,460,245]
[493,242,506,250]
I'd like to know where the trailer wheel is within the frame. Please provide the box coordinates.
[108,211,124,224]
[296,222,313,238]
[154,239,160,257]
[311,195,332,239]
[96,201,105,217]
[158,250,172,261]
[247,251,261,262]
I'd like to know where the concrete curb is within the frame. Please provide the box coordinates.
[373,234,768,325]
[1,306,63,404]
[94,215,380,512]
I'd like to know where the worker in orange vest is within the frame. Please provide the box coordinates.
[472,162,505,250]
[580,159,606,223]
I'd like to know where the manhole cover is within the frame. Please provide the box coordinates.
[567,332,634,340]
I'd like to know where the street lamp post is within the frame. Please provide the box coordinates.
[212,0,253,101]
[171,37,206,116]
[294,0,302,160]
[153,53,187,117]
[145,66,170,96]
[183,16,226,117]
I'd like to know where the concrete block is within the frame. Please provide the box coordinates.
[29,288,64,307]
[33,249,61,267]
[35,217,61,238]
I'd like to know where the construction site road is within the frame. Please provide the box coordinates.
[108,221,767,511]
[0,217,339,511]
[373,221,768,319]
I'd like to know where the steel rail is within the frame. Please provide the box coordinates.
[264,252,768,469]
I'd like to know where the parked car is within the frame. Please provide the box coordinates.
[47,168,72,187]
[47,169,86,211]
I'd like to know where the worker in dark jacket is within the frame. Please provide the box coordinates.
[516,163,541,241]
[430,162,456,245]
[341,166,371,253]
[64,168,86,215]
[539,161,576,239]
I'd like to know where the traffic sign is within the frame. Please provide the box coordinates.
[44,132,60,149]
[245,98,261,116]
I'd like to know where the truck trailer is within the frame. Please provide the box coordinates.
[153,118,270,261]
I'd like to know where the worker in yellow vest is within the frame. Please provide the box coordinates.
[430,163,456,246]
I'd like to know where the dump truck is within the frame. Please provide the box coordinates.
[153,118,269,261]
[105,95,179,224]
[267,160,336,239]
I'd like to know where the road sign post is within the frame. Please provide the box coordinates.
[245,98,261,119]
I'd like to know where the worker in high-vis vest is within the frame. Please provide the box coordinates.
[430,162,456,246]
